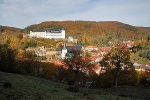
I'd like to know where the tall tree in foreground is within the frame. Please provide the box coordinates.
[100,43,133,88]
[63,49,94,92]
[0,44,16,72]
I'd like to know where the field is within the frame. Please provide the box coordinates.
[0,71,150,100]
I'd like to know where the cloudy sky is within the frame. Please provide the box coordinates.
[0,0,150,28]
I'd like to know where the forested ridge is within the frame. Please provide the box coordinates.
[24,21,150,39]
[1,21,150,40]
[1,21,150,49]
[0,25,22,34]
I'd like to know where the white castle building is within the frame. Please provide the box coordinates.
[29,28,65,39]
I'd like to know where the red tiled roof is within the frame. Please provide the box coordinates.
[90,55,102,61]
[56,42,63,47]
[66,43,73,46]
[56,42,74,47]
[51,60,62,65]
[85,46,98,48]
[146,64,150,67]
[45,55,52,59]
[98,47,111,52]
[92,64,102,75]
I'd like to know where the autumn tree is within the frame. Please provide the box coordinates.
[100,43,133,88]
[1,28,4,33]
[147,35,150,41]
[38,62,58,79]
[85,50,92,58]
[63,49,94,92]
[9,37,21,49]
[17,33,23,40]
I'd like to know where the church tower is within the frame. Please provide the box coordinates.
[61,40,67,59]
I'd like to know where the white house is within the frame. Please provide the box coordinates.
[25,46,46,56]
[68,36,74,42]
[29,28,65,39]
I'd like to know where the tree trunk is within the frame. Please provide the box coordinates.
[115,77,118,88]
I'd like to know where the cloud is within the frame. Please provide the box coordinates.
[0,0,150,28]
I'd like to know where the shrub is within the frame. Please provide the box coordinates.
[3,81,12,88]
[140,71,150,87]
[118,69,139,86]
[67,84,79,92]
[15,59,40,75]
[38,62,57,79]
[56,68,76,84]
[140,77,150,87]
[95,73,114,88]
[67,78,74,85]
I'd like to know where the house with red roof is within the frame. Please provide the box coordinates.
[90,55,103,63]
[98,47,111,56]
[146,63,150,67]
[45,55,52,60]
[123,40,134,48]
[85,46,98,51]
[56,41,74,47]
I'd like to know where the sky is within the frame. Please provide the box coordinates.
[0,0,150,29]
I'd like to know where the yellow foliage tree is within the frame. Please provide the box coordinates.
[9,37,20,49]
[16,49,25,60]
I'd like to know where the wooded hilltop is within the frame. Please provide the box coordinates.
[25,21,150,39]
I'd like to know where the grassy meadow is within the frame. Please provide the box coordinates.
[0,71,150,100]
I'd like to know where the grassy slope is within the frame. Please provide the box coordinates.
[0,71,150,100]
